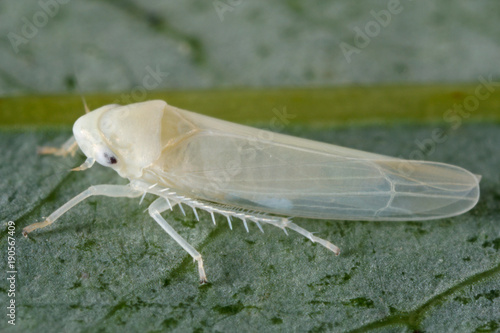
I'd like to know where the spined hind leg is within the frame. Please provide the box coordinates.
[148,198,208,284]
[257,218,340,255]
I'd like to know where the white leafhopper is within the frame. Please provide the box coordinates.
[23,100,481,283]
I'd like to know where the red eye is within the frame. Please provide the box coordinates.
[103,152,117,165]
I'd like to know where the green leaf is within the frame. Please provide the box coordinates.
[1,88,499,332]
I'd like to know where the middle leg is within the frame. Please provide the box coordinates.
[148,198,207,284]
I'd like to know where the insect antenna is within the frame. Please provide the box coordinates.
[81,94,90,114]
[73,66,91,114]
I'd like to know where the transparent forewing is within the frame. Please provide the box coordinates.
[151,107,480,221]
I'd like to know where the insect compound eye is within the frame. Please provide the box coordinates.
[103,152,118,165]
[94,145,118,167]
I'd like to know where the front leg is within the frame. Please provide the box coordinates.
[23,184,142,236]
[148,198,208,284]
[37,136,79,157]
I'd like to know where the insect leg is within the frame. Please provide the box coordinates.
[22,184,142,236]
[148,198,208,284]
[37,136,79,157]
[260,219,341,255]
[286,222,340,255]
